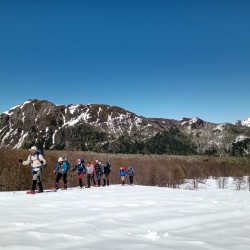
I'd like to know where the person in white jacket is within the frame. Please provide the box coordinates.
[19,146,46,193]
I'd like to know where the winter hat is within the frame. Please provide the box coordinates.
[58,157,64,162]
[29,146,37,151]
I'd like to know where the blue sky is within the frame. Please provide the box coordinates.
[0,0,249,123]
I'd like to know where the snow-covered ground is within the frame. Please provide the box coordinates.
[0,185,250,250]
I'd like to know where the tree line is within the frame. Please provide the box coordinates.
[0,149,250,191]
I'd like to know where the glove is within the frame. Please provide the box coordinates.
[40,161,44,165]
[19,159,23,163]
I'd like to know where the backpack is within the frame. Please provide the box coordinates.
[30,149,44,163]
[30,149,45,171]
[80,157,84,164]
[127,167,135,176]
[104,163,111,174]
[64,157,70,171]
[80,163,86,174]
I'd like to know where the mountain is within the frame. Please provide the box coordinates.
[235,118,250,127]
[1,99,250,156]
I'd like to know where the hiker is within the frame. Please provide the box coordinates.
[86,161,95,188]
[54,157,70,190]
[103,161,111,186]
[19,146,46,193]
[95,160,103,187]
[127,165,135,185]
[71,158,86,188]
[118,167,127,186]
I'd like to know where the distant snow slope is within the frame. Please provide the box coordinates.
[0,185,249,250]
[242,118,250,127]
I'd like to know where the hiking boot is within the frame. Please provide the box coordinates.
[38,182,43,192]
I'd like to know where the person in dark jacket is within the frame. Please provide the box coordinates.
[103,161,111,186]
[127,165,135,185]
[94,160,103,187]
[71,158,86,188]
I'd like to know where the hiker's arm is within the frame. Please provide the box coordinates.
[22,156,32,165]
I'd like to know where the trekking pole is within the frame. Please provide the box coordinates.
[69,172,73,188]
[15,162,21,191]
[15,149,23,191]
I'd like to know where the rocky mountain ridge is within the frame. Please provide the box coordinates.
[1,99,250,156]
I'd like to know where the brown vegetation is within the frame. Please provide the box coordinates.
[0,149,250,191]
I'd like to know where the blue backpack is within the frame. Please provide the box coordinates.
[64,157,70,171]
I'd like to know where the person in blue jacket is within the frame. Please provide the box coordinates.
[71,158,86,188]
[118,167,127,186]
[54,157,70,190]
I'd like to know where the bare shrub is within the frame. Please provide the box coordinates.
[216,177,228,189]
[233,177,246,191]
[1,149,250,191]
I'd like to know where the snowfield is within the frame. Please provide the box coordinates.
[0,185,250,250]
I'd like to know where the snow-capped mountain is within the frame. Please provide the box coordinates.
[236,118,250,127]
[1,99,250,156]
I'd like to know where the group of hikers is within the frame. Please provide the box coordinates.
[19,146,135,193]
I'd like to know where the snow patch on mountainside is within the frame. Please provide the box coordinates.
[234,135,249,143]
[4,100,33,115]
[97,107,102,116]
[0,126,7,134]
[20,100,32,110]
[14,132,29,149]
[189,117,199,124]
[52,130,58,144]
[68,105,80,114]
[242,118,250,127]
[212,124,224,132]
[65,109,91,127]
